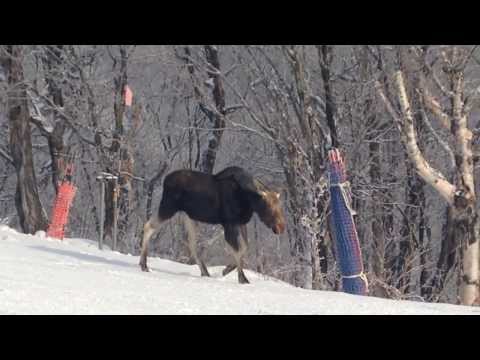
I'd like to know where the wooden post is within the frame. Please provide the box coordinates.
[112,177,118,251]
[97,172,118,251]
[98,178,105,250]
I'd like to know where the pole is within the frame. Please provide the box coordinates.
[112,177,118,251]
[97,172,118,251]
[328,148,368,295]
[98,179,105,250]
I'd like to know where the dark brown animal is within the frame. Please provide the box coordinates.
[139,166,286,284]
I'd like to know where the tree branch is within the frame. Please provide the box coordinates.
[417,77,451,130]
[0,147,13,165]
[420,108,455,168]
[376,72,455,205]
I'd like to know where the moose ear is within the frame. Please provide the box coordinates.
[259,191,268,198]
[275,192,280,199]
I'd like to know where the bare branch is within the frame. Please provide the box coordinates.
[423,52,455,98]
[376,72,456,205]
[420,108,455,168]
[431,69,455,98]
[0,147,13,165]
[26,86,97,146]
[459,45,478,69]
[451,70,475,195]
[223,104,245,114]
[417,81,451,129]
[463,85,480,114]
[224,63,241,77]
[218,70,277,139]
[375,80,402,125]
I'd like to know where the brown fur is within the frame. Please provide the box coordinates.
[139,166,286,284]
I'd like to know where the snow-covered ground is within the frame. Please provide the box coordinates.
[1,225,479,315]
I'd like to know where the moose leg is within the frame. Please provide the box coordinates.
[224,224,249,284]
[139,215,164,272]
[183,214,210,277]
[236,224,249,284]
[222,264,237,276]
[222,225,247,276]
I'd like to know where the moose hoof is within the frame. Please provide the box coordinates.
[140,262,150,272]
[222,264,237,276]
[200,264,211,277]
[238,272,250,284]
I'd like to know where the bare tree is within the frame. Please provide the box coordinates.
[2,45,48,233]
[377,46,479,305]
[200,45,227,174]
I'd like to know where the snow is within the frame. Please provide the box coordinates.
[1,225,479,315]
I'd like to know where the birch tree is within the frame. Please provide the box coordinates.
[377,45,479,305]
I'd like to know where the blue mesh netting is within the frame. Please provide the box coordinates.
[328,149,368,295]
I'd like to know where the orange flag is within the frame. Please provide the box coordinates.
[124,85,133,107]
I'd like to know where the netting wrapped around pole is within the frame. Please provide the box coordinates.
[328,148,368,295]
[47,164,77,240]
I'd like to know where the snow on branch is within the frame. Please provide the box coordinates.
[223,104,244,114]
[27,89,55,135]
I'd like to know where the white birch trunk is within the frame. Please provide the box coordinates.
[377,68,479,305]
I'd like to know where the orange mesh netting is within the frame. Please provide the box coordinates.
[47,163,77,240]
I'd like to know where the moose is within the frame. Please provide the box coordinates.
[139,166,286,284]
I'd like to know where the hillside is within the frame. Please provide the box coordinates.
[1,225,478,315]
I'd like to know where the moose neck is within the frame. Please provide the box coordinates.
[248,193,269,223]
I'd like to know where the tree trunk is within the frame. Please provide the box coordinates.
[281,141,314,289]
[146,162,168,219]
[396,161,425,293]
[181,45,226,174]
[455,208,479,304]
[104,46,135,249]
[418,195,431,298]
[5,45,48,234]
[200,45,226,174]
[428,206,458,300]
[357,45,388,286]
[279,45,332,290]
[396,83,428,295]
[42,45,68,192]
[317,45,338,148]
[376,48,479,305]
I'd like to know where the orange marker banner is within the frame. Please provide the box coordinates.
[124,85,133,107]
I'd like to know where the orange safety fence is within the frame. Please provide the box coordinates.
[47,164,77,240]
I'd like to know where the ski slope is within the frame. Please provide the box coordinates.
[1,225,479,315]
